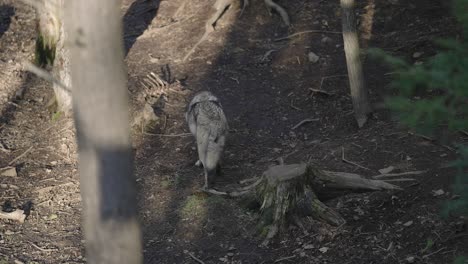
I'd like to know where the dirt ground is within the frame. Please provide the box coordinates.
[0,0,467,263]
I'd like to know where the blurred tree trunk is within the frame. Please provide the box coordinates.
[63,0,142,263]
[341,0,371,128]
[36,0,72,115]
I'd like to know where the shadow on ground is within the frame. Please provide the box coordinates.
[0,4,14,39]
[123,0,160,56]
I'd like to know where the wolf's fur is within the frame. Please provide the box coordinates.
[186,91,228,189]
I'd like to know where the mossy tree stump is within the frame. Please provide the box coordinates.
[207,163,402,246]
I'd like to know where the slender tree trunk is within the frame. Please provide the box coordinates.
[341,0,371,128]
[63,0,142,263]
[36,0,72,114]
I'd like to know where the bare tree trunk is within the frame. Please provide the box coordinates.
[63,0,142,263]
[36,0,72,115]
[341,0,371,128]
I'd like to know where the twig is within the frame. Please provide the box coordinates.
[186,252,205,264]
[408,132,434,141]
[8,146,33,166]
[173,0,187,18]
[275,30,342,42]
[0,209,26,223]
[23,62,71,93]
[318,74,347,92]
[381,178,416,182]
[143,132,191,137]
[292,118,319,130]
[264,0,290,26]
[309,88,333,96]
[422,247,446,259]
[275,255,296,263]
[372,170,425,179]
[290,100,301,111]
[341,147,371,170]
[29,242,57,252]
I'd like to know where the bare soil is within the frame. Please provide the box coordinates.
[0,0,467,263]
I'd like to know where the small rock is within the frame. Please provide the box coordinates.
[321,36,333,44]
[321,20,328,26]
[403,220,413,227]
[300,251,306,257]
[0,167,17,177]
[432,189,445,196]
[318,247,329,253]
[414,61,423,65]
[412,52,423,58]
[49,214,58,220]
[303,244,314,250]
[4,230,14,235]
[227,253,234,257]
[378,166,395,174]
[308,52,320,63]
[175,148,181,152]
[50,161,58,166]
[406,256,415,263]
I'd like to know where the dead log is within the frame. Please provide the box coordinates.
[206,163,402,246]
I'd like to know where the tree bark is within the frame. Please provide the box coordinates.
[341,0,371,128]
[36,0,72,115]
[63,0,142,263]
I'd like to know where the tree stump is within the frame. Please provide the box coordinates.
[206,163,401,246]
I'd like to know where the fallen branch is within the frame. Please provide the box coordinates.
[275,30,342,42]
[0,209,26,223]
[341,147,371,171]
[8,146,33,166]
[372,170,425,179]
[264,0,290,26]
[292,118,319,130]
[29,242,57,252]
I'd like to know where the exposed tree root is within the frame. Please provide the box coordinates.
[183,0,290,61]
[183,0,234,61]
[264,0,290,26]
[205,163,403,246]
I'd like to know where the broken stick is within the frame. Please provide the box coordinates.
[292,118,319,130]
[341,147,371,170]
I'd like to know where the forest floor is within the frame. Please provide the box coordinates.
[0,0,467,263]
